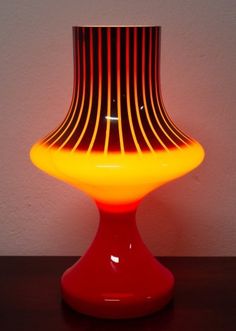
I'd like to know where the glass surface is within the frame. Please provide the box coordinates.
[30,26,204,318]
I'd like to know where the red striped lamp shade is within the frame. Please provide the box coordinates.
[30,26,204,319]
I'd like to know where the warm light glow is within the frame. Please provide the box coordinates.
[30,141,204,206]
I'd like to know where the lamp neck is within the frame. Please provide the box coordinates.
[72,26,161,103]
[43,26,189,152]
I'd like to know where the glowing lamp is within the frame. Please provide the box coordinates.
[30,26,204,319]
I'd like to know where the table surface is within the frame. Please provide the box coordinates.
[1,257,236,331]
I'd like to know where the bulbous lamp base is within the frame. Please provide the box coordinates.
[61,207,174,319]
[30,143,204,318]
[30,142,204,318]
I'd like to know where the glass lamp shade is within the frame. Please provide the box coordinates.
[30,26,204,319]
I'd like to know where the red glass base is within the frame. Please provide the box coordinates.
[61,206,174,319]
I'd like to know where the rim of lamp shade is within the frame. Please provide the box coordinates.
[72,25,161,28]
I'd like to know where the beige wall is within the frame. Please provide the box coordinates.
[1,0,236,255]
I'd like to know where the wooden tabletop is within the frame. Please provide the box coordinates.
[1,257,236,330]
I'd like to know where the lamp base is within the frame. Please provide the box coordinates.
[61,207,174,319]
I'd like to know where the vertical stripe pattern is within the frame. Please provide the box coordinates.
[43,26,193,153]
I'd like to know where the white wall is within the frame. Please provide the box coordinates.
[1,0,236,256]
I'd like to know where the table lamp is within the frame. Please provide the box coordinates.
[30,26,204,319]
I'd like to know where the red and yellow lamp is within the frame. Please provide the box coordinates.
[30,26,204,319]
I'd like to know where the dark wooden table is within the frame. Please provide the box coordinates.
[1,257,236,330]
